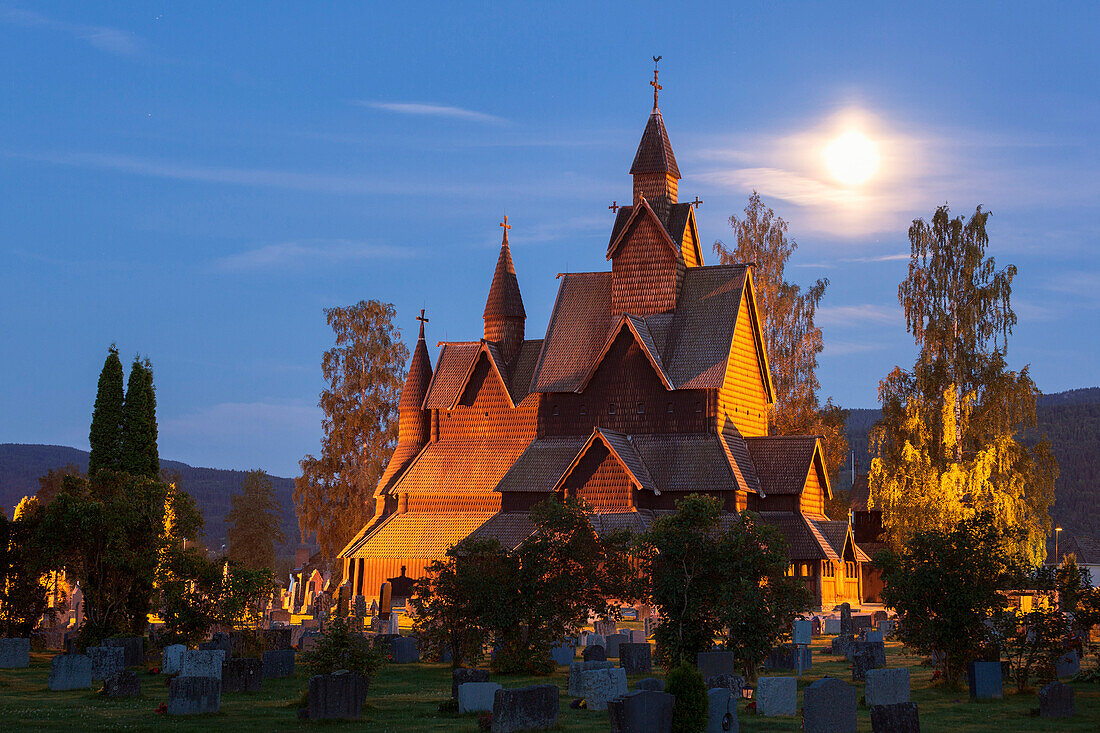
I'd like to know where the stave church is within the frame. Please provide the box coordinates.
[338,72,868,610]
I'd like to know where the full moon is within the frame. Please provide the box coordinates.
[824,130,880,186]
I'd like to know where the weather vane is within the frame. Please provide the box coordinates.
[651,55,662,109]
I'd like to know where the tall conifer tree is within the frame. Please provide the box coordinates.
[88,345,125,476]
[120,357,159,478]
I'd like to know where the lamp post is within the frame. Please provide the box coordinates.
[1055,526,1063,564]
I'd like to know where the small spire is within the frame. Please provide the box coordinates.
[416,309,429,340]
[650,55,662,110]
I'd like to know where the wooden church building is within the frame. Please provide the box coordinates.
[339,78,867,611]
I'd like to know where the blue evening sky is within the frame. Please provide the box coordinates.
[2,2,1097,477]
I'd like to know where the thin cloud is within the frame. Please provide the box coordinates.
[817,304,901,328]
[1,7,142,56]
[357,100,506,125]
[215,240,416,272]
[821,340,885,357]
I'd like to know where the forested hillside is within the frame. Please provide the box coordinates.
[839,388,1100,538]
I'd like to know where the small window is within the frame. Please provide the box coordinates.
[666,402,674,414]
[636,402,645,414]
[785,564,795,577]
[694,401,702,413]
[552,404,559,416]
[800,563,812,577]
[608,403,617,415]
[580,404,587,416]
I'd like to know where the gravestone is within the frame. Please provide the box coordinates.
[162,644,185,675]
[839,603,852,633]
[880,619,896,638]
[309,671,367,721]
[168,676,221,715]
[200,632,231,655]
[831,633,855,658]
[299,631,321,654]
[1038,680,1074,718]
[873,610,888,628]
[102,670,141,698]
[636,677,665,691]
[866,667,910,706]
[48,654,92,690]
[182,649,225,679]
[967,661,1003,699]
[855,640,886,667]
[756,676,796,716]
[852,650,878,681]
[390,636,419,664]
[765,645,811,671]
[644,616,659,639]
[605,632,627,658]
[222,657,263,692]
[627,629,647,643]
[568,660,613,697]
[1055,650,1080,678]
[863,630,884,643]
[608,689,674,733]
[582,667,628,711]
[823,617,843,635]
[869,702,920,733]
[583,644,607,662]
[88,646,125,681]
[458,681,502,713]
[262,649,295,678]
[697,650,737,681]
[104,636,143,668]
[549,640,575,666]
[705,673,744,699]
[353,595,367,617]
[811,616,822,637]
[491,683,559,733]
[586,633,606,648]
[452,667,490,699]
[707,687,738,733]
[619,642,652,674]
[262,628,292,651]
[793,619,812,646]
[851,614,875,632]
[594,620,617,636]
[804,677,856,733]
[0,637,31,668]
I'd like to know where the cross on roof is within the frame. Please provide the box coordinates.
[609,201,620,213]
[691,196,703,209]
[651,55,662,109]
[499,215,511,232]
[416,308,428,338]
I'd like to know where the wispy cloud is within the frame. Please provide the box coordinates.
[1,7,142,56]
[215,239,415,271]
[817,304,901,328]
[357,100,506,125]
[821,340,886,357]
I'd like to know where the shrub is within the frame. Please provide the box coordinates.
[666,663,707,733]
[299,615,383,679]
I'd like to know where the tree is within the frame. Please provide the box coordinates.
[0,497,55,637]
[226,469,286,572]
[36,464,83,506]
[88,345,124,476]
[713,192,848,481]
[870,205,1056,562]
[295,300,408,560]
[993,564,1073,692]
[120,356,159,478]
[299,614,384,679]
[876,513,1026,686]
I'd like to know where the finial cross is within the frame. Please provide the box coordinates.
[416,309,429,325]
[499,215,511,232]
[651,55,662,109]
[691,196,703,209]
[609,201,620,213]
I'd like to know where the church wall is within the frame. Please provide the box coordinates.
[611,215,683,316]
[632,173,678,220]
[561,442,634,512]
[540,329,709,436]
[756,494,799,512]
[437,353,538,444]
[800,457,826,516]
[681,218,700,268]
[715,288,769,437]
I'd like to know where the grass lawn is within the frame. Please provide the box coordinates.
[0,639,1097,731]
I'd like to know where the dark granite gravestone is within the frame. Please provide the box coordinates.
[568,660,613,697]
[594,620,617,636]
[1055,650,1080,678]
[0,638,30,668]
[102,670,141,698]
[608,689,674,733]
[635,677,665,691]
[869,702,920,733]
[619,643,652,674]
[803,677,856,733]
[966,661,1003,699]
[705,673,744,699]
[866,667,910,706]
[831,634,855,658]
[851,614,875,633]
[262,628,293,651]
[855,640,886,667]
[309,671,367,720]
[605,633,628,658]
[839,603,852,633]
[1038,680,1074,718]
[811,616,822,637]
[104,636,143,667]
[697,650,737,681]
[168,676,221,715]
[852,650,877,682]
[48,653,92,690]
[262,649,295,679]
[491,684,559,733]
[88,646,125,681]
[873,610,888,628]
[452,667,490,699]
[583,644,607,662]
[390,636,420,663]
[765,644,812,670]
[707,687,738,732]
[222,657,263,692]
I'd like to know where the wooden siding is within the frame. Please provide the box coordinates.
[611,214,683,317]
[561,441,634,512]
[716,285,769,437]
[438,352,538,444]
[633,172,678,221]
[800,457,825,515]
[681,211,701,268]
[756,494,799,513]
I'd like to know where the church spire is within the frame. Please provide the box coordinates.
[397,310,432,447]
[630,58,680,219]
[483,216,526,362]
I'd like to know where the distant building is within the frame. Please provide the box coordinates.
[850,474,886,603]
[1050,533,1100,585]
[337,73,868,611]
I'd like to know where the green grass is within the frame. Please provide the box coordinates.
[0,640,1097,731]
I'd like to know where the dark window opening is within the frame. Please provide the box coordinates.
[552,404,559,416]
[636,402,645,414]
[580,404,587,416]
[694,401,702,413]
[608,403,617,415]
[666,402,674,414]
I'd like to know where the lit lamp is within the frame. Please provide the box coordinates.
[1055,526,1063,564]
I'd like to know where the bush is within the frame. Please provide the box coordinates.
[299,615,383,679]
[665,663,707,733]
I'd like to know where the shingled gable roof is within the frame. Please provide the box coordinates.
[814,519,872,563]
[718,420,763,495]
[343,510,498,559]
[630,109,680,178]
[849,474,871,511]
[423,342,481,410]
[555,427,658,494]
[424,338,541,410]
[575,314,674,392]
[745,435,831,498]
[532,271,613,393]
[606,196,682,260]
[757,511,840,561]
[483,232,526,321]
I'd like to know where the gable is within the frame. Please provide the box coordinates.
[577,318,672,393]
[718,275,772,437]
[582,327,672,403]
[801,445,831,515]
[612,213,683,317]
[681,207,703,267]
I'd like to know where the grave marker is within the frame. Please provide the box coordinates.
[803,677,856,733]
[309,671,367,720]
[608,689,673,733]
[491,684,559,732]
[756,676,796,716]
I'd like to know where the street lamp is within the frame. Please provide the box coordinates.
[1055,526,1063,564]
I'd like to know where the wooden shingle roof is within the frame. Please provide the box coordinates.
[483,234,526,322]
[344,511,497,559]
[423,342,480,409]
[494,436,589,493]
[756,511,840,561]
[630,110,680,178]
[745,435,823,496]
[388,437,532,497]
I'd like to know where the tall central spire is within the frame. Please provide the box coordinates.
[483,217,526,362]
[631,58,680,219]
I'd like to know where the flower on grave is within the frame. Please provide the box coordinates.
[477,713,492,731]
[154,704,167,715]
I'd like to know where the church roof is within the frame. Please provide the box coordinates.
[850,474,871,511]
[343,511,497,559]
[386,437,532,497]
[399,318,433,412]
[483,233,526,322]
[630,110,680,178]
[424,338,543,409]
[813,519,871,563]
[745,435,823,496]
[493,436,590,493]
[756,511,840,561]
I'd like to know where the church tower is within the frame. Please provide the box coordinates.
[630,64,680,221]
[483,217,526,362]
[398,311,433,448]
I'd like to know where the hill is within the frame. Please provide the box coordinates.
[838,387,1100,539]
[0,444,299,553]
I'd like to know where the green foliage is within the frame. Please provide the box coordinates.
[226,469,286,572]
[296,300,408,560]
[877,512,1027,686]
[0,498,55,636]
[639,494,810,672]
[665,663,707,733]
[88,345,125,476]
[299,614,383,679]
[993,565,1072,692]
[120,357,159,478]
[158,551,275,645]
